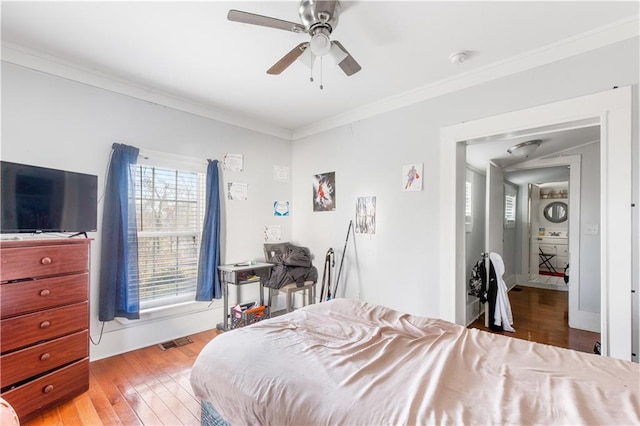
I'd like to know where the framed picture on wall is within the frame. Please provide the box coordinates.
[355,196,376,234]
[402,163,423,191]
[313,172,336,212]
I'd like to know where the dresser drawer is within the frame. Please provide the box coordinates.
[1,302,88,353]
[0,244,88,282]
[1,273,88,319]
[1,358,89,424]
[1,330,88,386]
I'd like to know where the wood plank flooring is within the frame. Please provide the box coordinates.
[23,329,221,426]
[22,288,598,425]
[468,285,600,354]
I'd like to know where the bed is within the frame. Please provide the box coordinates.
[190,298,639,425]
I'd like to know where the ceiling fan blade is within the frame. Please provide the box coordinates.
[228,10,306,33]
[267,43,309,75]
[332,41,361,76]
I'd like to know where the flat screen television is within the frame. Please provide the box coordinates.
[1,161,98,234]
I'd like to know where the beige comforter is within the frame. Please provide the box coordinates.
[191,298,639,425]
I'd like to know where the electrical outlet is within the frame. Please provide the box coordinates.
[585,225,599,235]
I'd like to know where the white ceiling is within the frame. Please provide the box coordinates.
[466,124,601,172]
[1,1,638,144]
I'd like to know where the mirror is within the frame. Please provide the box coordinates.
[544,201,568,223]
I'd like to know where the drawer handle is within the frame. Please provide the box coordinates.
[43,384,54,394]
[40,257,52,265]
[40,289,51,297]
[40,353,51,361]
[40,321,51,329]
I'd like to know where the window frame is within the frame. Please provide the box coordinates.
[132,150,208,311]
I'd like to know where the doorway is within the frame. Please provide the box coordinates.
[439,87,633,360]
[527,180,570,290]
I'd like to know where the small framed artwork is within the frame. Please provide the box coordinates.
[227,182,248,200]
[402,163,423,191]
[355,196,376,234]
[313,172,336,212]
[274,201,290,216]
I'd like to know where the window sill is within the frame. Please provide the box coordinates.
[114,299,222,325]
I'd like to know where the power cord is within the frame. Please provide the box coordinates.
[90,321,106,345]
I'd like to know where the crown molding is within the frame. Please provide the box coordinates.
[1,42,293,140]
[2,15,637,142]
[292,15,639,140]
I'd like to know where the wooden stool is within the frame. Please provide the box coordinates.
[279,281,316,313]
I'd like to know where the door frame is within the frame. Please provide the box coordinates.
[439,87,632,360]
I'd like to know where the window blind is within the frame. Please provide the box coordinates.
[504,193,517,227]
[465,181,472,221]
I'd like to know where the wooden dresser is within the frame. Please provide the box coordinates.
[0,238,91,423]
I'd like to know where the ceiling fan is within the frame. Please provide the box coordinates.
[228,0,361,77]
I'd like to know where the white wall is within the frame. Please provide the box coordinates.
[291,38,638,325]
[1,63,292,360]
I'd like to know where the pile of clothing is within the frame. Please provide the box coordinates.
[468,252,515,332]
[263,243,318,289]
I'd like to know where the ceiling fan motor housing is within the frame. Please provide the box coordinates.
[299,0,340,32]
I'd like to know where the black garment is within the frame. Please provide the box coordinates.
[468,257,503,331]
[263,243,318,289]
[468,259,487,303]
[486,260,503,331]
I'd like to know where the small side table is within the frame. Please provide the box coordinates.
[217,262,272,331]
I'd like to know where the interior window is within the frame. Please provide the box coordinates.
[504,183,517,229]
[465,180,473,232]
[130,164,205,309]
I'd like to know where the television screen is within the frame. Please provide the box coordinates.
[1,161,98,233]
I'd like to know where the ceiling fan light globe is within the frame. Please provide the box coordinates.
[310,33,331,56]
[297,48,315,69]
[328,43,348,65]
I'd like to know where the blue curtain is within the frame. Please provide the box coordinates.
[99,143,140,321]
[196,160,221,300]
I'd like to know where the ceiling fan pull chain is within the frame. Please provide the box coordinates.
[320,56,324,90]
[310,55,314,83]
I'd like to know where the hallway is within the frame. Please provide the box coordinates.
[468,286,600,354]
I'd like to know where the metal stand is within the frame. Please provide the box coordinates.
[538,248,557,273]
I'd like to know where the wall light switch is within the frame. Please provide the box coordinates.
[585,224,599,235]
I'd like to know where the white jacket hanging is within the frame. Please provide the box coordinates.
[489,252,515,332]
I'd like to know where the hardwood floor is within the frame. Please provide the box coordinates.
[468,285,600,354]
[21,288,598,425]
[23,329,221,426]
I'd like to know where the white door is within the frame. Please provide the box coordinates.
[486,162,504,256]
[529,184,541,279]
[485,162,504,326]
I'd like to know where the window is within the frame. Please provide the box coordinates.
[131,164,205,310]
[465,180,473,232]
[504,184,517,229]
